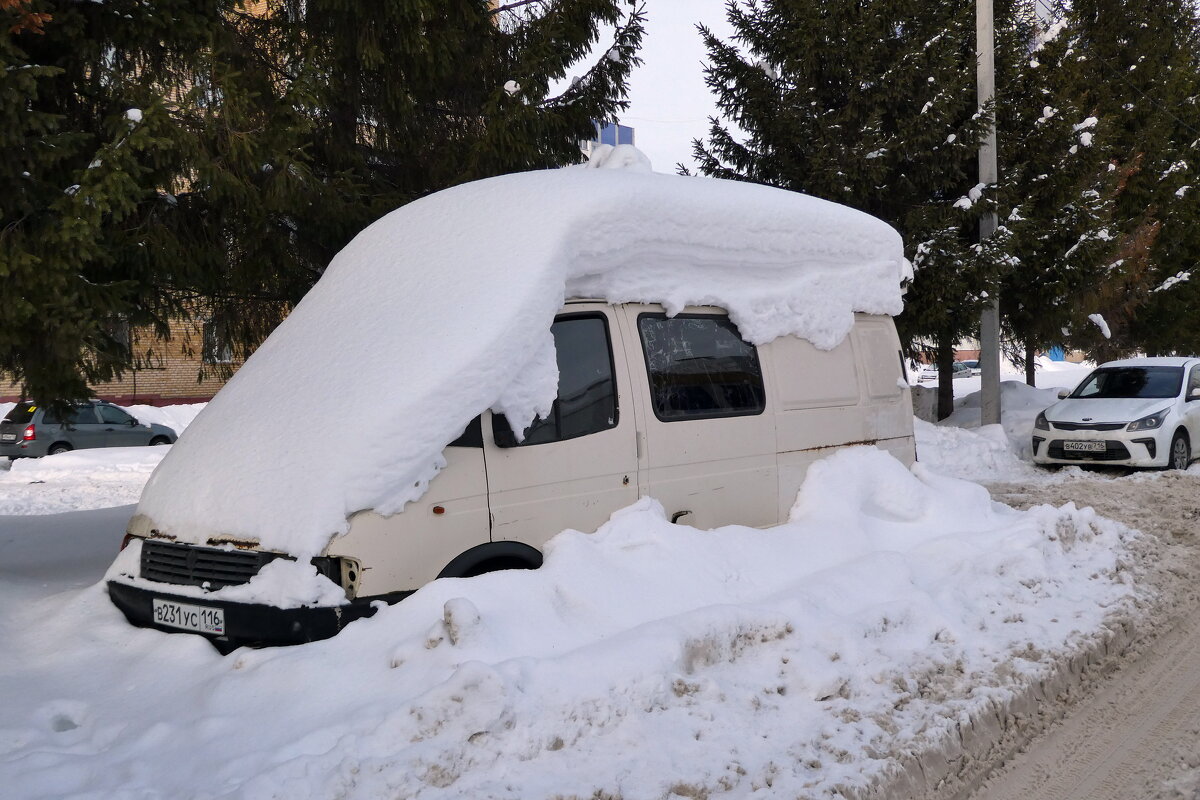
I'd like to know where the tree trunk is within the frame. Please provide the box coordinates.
[937,337,955,421]
[1025,340,1036,387]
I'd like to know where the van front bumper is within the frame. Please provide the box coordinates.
[107,580,410,651]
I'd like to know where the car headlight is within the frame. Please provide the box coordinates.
[1034,411,1050,431]
[1127,409,1169,432]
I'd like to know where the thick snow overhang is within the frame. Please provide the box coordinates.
[136,167,910,556]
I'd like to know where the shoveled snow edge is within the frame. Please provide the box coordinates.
[850,615,1140,800]
[848,531,1163,800]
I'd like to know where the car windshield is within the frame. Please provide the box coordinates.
[2,404,36,424]
[1070,366,1184,399]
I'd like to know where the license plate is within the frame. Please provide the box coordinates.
[152,598,225,635]
[0,433,14,442]
[1063,440,1106,452]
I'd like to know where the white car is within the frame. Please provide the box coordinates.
[916,362,973,383]
[1032,356,1200,469]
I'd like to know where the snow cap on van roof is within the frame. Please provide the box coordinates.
[137,165,911,556]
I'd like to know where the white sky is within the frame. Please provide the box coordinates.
[620,0,738,173]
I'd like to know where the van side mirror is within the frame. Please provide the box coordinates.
[1189,387,1200,401]
[1056,388,1071,399]
[491,414,518,448]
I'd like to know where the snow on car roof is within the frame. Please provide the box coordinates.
[137,159,911,555]
[1099,357,1197,368]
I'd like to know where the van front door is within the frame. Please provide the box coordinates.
[623,307,778,530]
[484,306,638,548]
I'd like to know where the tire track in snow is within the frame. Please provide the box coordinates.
[969,612,1200,800]
[963,472,1200,800]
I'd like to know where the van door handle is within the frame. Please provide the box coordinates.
[636,431,645,460]
[671,510,692,524]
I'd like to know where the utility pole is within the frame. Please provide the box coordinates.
[977,0,1002,426]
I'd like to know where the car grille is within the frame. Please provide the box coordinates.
[1050,421,1126,431]
[1047,440,1131,461]
[140,540,281,589]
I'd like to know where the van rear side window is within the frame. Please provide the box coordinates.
[493,314,618,447]
[637,314,766,421]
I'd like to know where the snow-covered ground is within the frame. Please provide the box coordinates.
[0,402,203,515]
[0,390,1156,799]
[913,359,1094,483]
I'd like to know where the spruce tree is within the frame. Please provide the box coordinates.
[1,0,246,402]
[693,0,1019,418]
[993,9,1118,383]
[1060,0,1200,358]
[1,0,645,404]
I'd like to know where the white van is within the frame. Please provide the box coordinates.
[105,162,915,649]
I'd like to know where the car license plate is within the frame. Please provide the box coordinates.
[1063,440,1106,453]
[0,433,14,442]
[152,598,225,634]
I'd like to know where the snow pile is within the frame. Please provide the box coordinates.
[914,419,1045,483]
[138,165,912,556]
[943,379,1065,458]
[0,448,1142,800]
[0,402,202,515]
[0,447,170,516]
[582,142,653,172]
[123,402,204,437]
[914,368,1094,482]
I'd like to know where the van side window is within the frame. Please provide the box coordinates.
[493,314,618,447]
[637,314,766,421]
[448,416,483,448]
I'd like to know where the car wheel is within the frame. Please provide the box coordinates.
[47,443,73,456]
[1169,432,1190,470]
[149,436,171,446]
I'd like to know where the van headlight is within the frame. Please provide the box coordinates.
[1034,411,1050,431]
[1127,409,1169,431]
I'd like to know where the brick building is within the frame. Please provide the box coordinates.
[0,315,241,405]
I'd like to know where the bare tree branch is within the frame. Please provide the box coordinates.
[488,0,552,17]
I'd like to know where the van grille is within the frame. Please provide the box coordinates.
[140,540,280,589]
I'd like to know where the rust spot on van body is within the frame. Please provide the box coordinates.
[783,438,881,455]
[205,536,261,550]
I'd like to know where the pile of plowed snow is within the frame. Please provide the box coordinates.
[0,403,202,515]
[1,448,1143,800]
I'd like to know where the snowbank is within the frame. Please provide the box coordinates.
[914,419,1045,483]
[123,403,204,437]
[943,379,1063,458]
[138,166,912,556]
[0,403,202,515]
[0,447,170,515]
[914,381,1075,481]
[0,448,1142,800]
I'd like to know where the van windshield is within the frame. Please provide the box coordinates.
[2,404,36,424]
[1070,366,1184,399]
